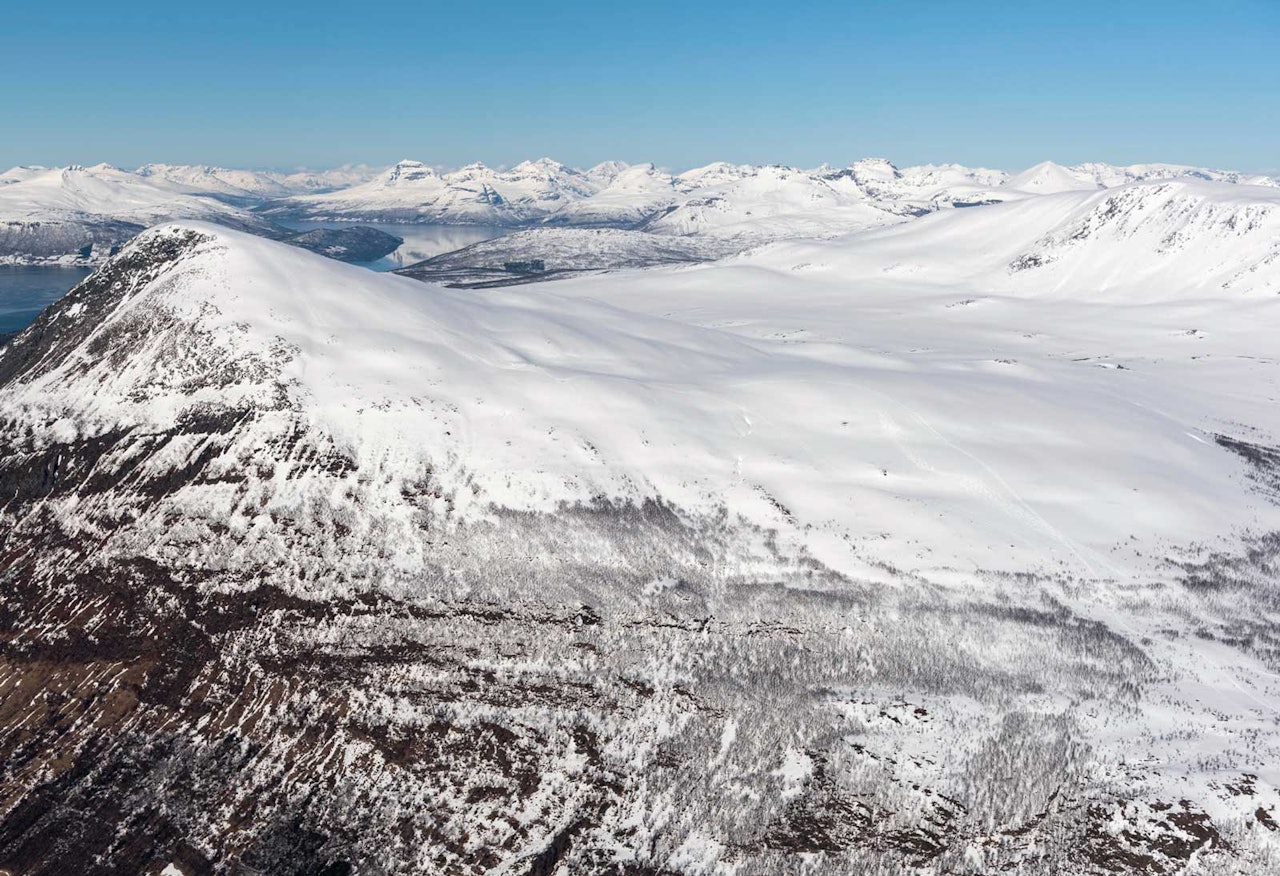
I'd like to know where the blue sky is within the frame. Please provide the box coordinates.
[2,0,1276,173]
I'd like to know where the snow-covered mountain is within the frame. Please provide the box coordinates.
[582,158,632,187]
[541,162,681,227]
[265,158,600,225]
[266,157,1014,235]
[643,163,906,241]
[253,155,1280,263]
[821,158,1013,210]
[2,187,1279,873]
[1005,159,1279,194]
[135,163,298,200]
[0,164,282,264]
[0,165,47,186]
[135,162,380,202]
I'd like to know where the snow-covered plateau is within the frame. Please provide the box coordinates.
[1,171,1280,875]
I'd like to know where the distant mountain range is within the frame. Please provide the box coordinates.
[260,156,1278,232]
[1,157,1275,266]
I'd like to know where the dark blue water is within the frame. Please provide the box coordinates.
[0,266,94,335]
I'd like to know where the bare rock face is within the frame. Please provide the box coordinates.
[0,226,1276,875]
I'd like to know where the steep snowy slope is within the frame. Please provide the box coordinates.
[0,164,281,264]
[2,217,1279,873]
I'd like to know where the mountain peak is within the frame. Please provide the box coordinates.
[1006,160,1100,193]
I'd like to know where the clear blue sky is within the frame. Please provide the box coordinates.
[3,0,1276,173]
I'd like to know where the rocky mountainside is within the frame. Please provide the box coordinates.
[1,208,1279,874]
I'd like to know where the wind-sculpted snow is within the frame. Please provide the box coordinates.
[1,217,1280,874]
